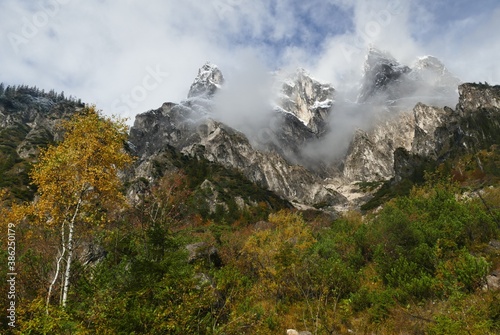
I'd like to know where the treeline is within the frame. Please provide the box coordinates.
[0,83,82,105]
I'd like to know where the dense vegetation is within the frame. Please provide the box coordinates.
[1,103,500,334]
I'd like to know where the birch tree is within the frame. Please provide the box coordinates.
[29,106,133,313]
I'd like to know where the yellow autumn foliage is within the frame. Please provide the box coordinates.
[30,106,133,226]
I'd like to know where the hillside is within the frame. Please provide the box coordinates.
[0,85,83,202]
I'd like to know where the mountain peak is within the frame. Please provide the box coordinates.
[411,55,460,90]
[358,48,460,106]
[358,48,411,103]
[276,68,334,133]
[414,55,444,69]
[187,62,224,99]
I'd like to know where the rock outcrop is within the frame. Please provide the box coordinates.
[0,86,83,200]
[342,111,414,181]
[391,83,500,183]
[275,68,334,135]
[287,329,312,335]
[187,62,224,99]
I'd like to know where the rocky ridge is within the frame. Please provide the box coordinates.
[129,64,343,207]
[128,52,500,211]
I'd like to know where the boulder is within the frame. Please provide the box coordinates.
[186,242,222,267]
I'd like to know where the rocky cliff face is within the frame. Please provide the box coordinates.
[411,103,454,158]
[275,68,334,135]
[129,65,343,207]
[391,83,500,182]
[0,93,81,158]
[449,83,500,154]
[457,83,500,112]
[342,111,415,181]
[342,48,461,184]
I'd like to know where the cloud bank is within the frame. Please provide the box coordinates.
[0,0,499,123]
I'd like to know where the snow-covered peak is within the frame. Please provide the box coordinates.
[274,68,334,133]
[187,62,224,99]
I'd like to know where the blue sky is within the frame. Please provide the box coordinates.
[1,0,499,121]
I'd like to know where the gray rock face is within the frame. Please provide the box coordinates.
[411,103,453,158]
[187,62,224,99]
[429,83,500,156]
[0,95,79,159]
[0,90,84,156]
[457,83,500,114]
[275,68,334,135]
[129,92,342,206]
[80,242,107,266]
[0,88,83,201]
[452,83,500,153]
[391,83,500,183]
[287,329,312,335]
[342,111,415,181]
[357,48,412,103]
[186,242,222,267]
[393,147,427,183]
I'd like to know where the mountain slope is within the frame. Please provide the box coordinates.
[0,85,83,201]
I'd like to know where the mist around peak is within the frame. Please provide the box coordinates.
[181,45,462,174]
[298,47,460,165]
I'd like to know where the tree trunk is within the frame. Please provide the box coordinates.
[46,220,67,315]
[61,198,81,308]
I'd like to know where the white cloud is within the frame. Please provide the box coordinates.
[426,7,500,85]
[0,0,499,125]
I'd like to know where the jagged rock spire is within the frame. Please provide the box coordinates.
[187,62,224,99]
[357,48,411,103]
